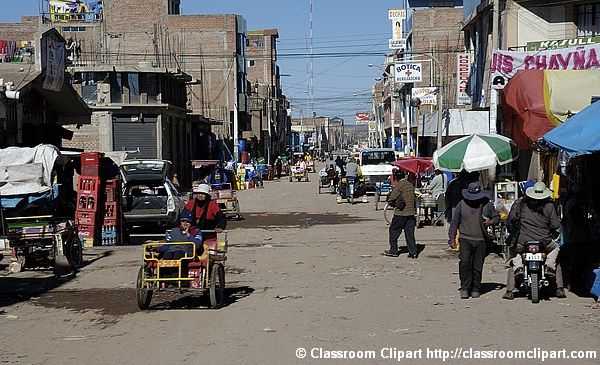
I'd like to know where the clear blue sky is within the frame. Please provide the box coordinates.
[0,0,411,122]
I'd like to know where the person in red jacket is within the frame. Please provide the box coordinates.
[184,183,227,240]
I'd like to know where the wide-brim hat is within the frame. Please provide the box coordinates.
[525,182,552,200]
[462,181,487,200]
[192,184,211,196]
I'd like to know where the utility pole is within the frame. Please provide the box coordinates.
[233,55,239,163]
[391,65,397,153]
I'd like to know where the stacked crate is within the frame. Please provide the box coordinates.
[75,152,104,248]
[101,179,121,246]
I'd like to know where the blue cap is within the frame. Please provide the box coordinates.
[179,210,194,222]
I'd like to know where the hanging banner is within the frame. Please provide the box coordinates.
[395,62,422,83]
[388,8,406,50]
[355,112,370,125]
[490,43,600,90]
[411,87,437,105]
[42,37,65,92]
[456,52,471,105]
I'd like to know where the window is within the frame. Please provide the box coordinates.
[168,0,180,15]
[81,73,97,104]
[577,3,600,36]
[147,74,158,103]
[62,26,86,32]
[110,73,122,104]
[128,73,141,103]
[251,37,264,47]
[248,60,256,67]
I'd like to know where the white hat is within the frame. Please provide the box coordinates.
[525,182,552,200]
[193,184,211,196]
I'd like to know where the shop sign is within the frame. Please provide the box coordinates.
[355,112,370,125]
[527,36,600,51]
[456,52,471,105]
[395,62,422,83]
[411,87,437,105]
[490,43,600,90]
[388,9,406,19]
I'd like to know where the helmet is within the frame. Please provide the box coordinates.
[193,183,211,196]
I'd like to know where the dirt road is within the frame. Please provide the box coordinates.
[1,170,598,365]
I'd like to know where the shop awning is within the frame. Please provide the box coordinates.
[543,100,600,157]
[502,70,600,149]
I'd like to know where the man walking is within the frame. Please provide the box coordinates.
[448,181,499,299]
[384,169,418,258]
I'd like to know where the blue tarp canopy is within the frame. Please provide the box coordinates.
[543,101,600,157]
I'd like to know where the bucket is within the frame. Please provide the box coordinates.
[257,164,267,174]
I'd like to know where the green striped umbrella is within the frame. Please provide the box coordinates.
[433,134,519,172]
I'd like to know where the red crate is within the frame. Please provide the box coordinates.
[81,166,101,177]
[105,180,121,202]
[102,217,120,226]
[81,152,103,167]
[76,194,100,212]
[76,211,98,225]
[78,224,97,238]
[77,176,101,195]
[103,201,120,218]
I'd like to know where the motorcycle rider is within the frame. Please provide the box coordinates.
[337,157,362,202]
[502,182,564,300]
[384,168,418,258]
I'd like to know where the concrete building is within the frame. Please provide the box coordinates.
[0,28,90,148]
[462,0,600,179]
[246,28,288,162]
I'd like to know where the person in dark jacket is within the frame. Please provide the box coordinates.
[184,183,227,240]
[156,210,203,259]
[502,182,564,300]
[445,170,479,222]
[384,168,418,258]
[449,181,499,299]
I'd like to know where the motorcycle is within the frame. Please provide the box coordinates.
[520,240,551,303]
[336,176,367,204]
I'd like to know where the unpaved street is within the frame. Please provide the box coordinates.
[1,169,599,365]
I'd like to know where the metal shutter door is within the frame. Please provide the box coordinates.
[113,116,158,158]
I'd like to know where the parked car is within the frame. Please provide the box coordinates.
[120,160,184,230]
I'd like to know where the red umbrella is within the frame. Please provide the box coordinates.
[392,157,434,175]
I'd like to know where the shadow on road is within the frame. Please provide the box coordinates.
[229,212,375,230]
[150,286,255,310]
[0,250,112,309]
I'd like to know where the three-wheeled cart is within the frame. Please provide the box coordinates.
[136,230,227,309]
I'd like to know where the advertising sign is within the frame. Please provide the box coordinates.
[388,9,406,19]
[411,87,437,105]
[456,52,471,105]
[394,62,422,83]
[490,43,600,89]
[368,121,377,132]
[527,36,600,51]
[355,112,370,125]
[43,37,65,92]
[388,39,407,50]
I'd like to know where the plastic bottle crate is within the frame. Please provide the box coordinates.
[76,194,100,212]
[81,152,103,167]
[103,201,120,218]
[81,166,101,177]
[77,176,102,195]
[101,225,119,246]
[104,180,121,202]
[78,224,98,247]
[76,211,98,225]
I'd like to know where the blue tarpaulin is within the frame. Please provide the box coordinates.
[543,101,600,157]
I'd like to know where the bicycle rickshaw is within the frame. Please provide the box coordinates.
[191,160,241,219]
[136,230,228,310]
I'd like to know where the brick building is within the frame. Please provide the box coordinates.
[246,28,288,162]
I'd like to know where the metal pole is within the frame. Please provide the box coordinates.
[233,57,239,163]
[489,0,500,134]
[435,60,443,149]
[391,66,396,153]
